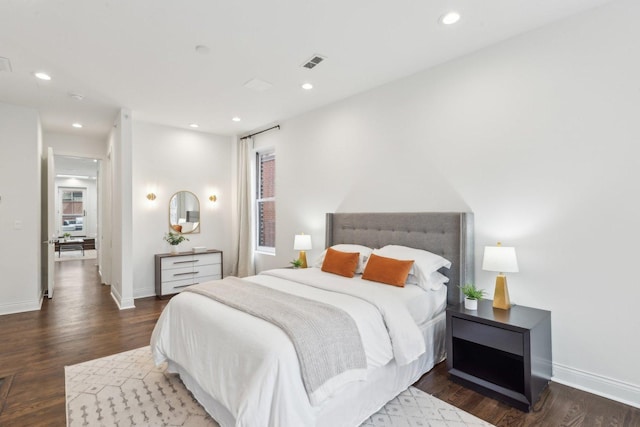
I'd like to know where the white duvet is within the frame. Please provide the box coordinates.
[150,268,432,426]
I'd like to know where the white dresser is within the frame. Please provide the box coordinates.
[155,250,223,298]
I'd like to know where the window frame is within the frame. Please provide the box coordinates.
[254,149,276,255]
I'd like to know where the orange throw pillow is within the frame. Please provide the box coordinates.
[362,253,414,287]
[321,247,360,278]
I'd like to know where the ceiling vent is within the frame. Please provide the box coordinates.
[0,56,12,72]
[301,54,326,70]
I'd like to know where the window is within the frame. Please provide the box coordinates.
[256,150,275,253]
[58,187,86,236]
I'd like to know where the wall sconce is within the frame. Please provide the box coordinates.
[146,193,157,201]
[209,195,217,202]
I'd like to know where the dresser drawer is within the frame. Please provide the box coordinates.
[156,250,223,298]
[161,255,200,270]
[161,277,195,294]
[192,274,222,285]
[193,252,222,266]
[452,317,523,356]
[193,263,222,278]
[161,265,197,281]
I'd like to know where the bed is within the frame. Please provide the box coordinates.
[151,212,474,426]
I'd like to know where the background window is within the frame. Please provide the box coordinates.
[256,150,275,252]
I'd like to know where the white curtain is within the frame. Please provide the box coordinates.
[234,137,255,277]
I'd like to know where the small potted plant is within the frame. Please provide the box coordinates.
[62,232,71,242]
[163,232,189,254]
[290,258,303,269]
[459,283,486,310]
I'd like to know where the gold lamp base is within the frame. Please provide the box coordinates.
[298,250,308,268]
[493,274,511,310]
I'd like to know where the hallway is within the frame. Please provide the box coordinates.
[0,260,168,426]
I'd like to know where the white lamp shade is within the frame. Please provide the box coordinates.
[482,246,519,273]
[293,234,312,250]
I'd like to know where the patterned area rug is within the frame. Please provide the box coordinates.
[65,347,493,427]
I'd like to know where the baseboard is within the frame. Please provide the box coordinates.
[553,363,640,409]
[120,297,135,309]
[109,286,135,310]
[110,286,122,309]
[0,298,42,316]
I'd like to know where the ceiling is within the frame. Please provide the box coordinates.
[0,0,613,139]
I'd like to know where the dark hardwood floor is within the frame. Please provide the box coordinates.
[0,260,169,426]
[0,260,638,426]
[415,364,640,426]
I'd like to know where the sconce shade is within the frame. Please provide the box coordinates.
[146,193,157,201]
[293,234,312,251]
[482,245,519,273]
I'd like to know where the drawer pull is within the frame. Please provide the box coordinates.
[173,260,198,264]
[173,284,192,289]
[174,271,197,276]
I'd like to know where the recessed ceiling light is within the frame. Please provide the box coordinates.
[301,83,313,90]
[189,123,199,128]
[72,123,83,128]
[232,117,241,122]
[440,11,461,25]
[34,71,51,81]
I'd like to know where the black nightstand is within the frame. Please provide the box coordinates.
[446,300,552,411]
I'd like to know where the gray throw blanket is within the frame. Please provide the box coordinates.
[184,277,367,401]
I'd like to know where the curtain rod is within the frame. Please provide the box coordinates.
[240,125,280,140]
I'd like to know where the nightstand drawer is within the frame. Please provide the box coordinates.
[452,317,523,356]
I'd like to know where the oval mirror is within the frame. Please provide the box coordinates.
[169,191,200,234]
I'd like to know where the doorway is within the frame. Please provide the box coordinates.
[53,156,100,263]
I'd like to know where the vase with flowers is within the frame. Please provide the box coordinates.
[163,232,189,254]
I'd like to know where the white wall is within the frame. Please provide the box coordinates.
[45,131,107,160]
[98,143,112,286]
[0,102,42,315]
[252,0,640,407]
[108,109,134,309]
[131,121,234,298]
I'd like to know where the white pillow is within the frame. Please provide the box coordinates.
[406,270,450,291]
[314,244,373,274]
[374,245,452,290]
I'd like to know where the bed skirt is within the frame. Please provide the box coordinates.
[168,311,446,427]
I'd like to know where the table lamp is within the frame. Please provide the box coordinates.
[482,242,519,310]
[293,233,312,268]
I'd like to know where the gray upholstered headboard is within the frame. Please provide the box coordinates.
[325,212,474,306]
